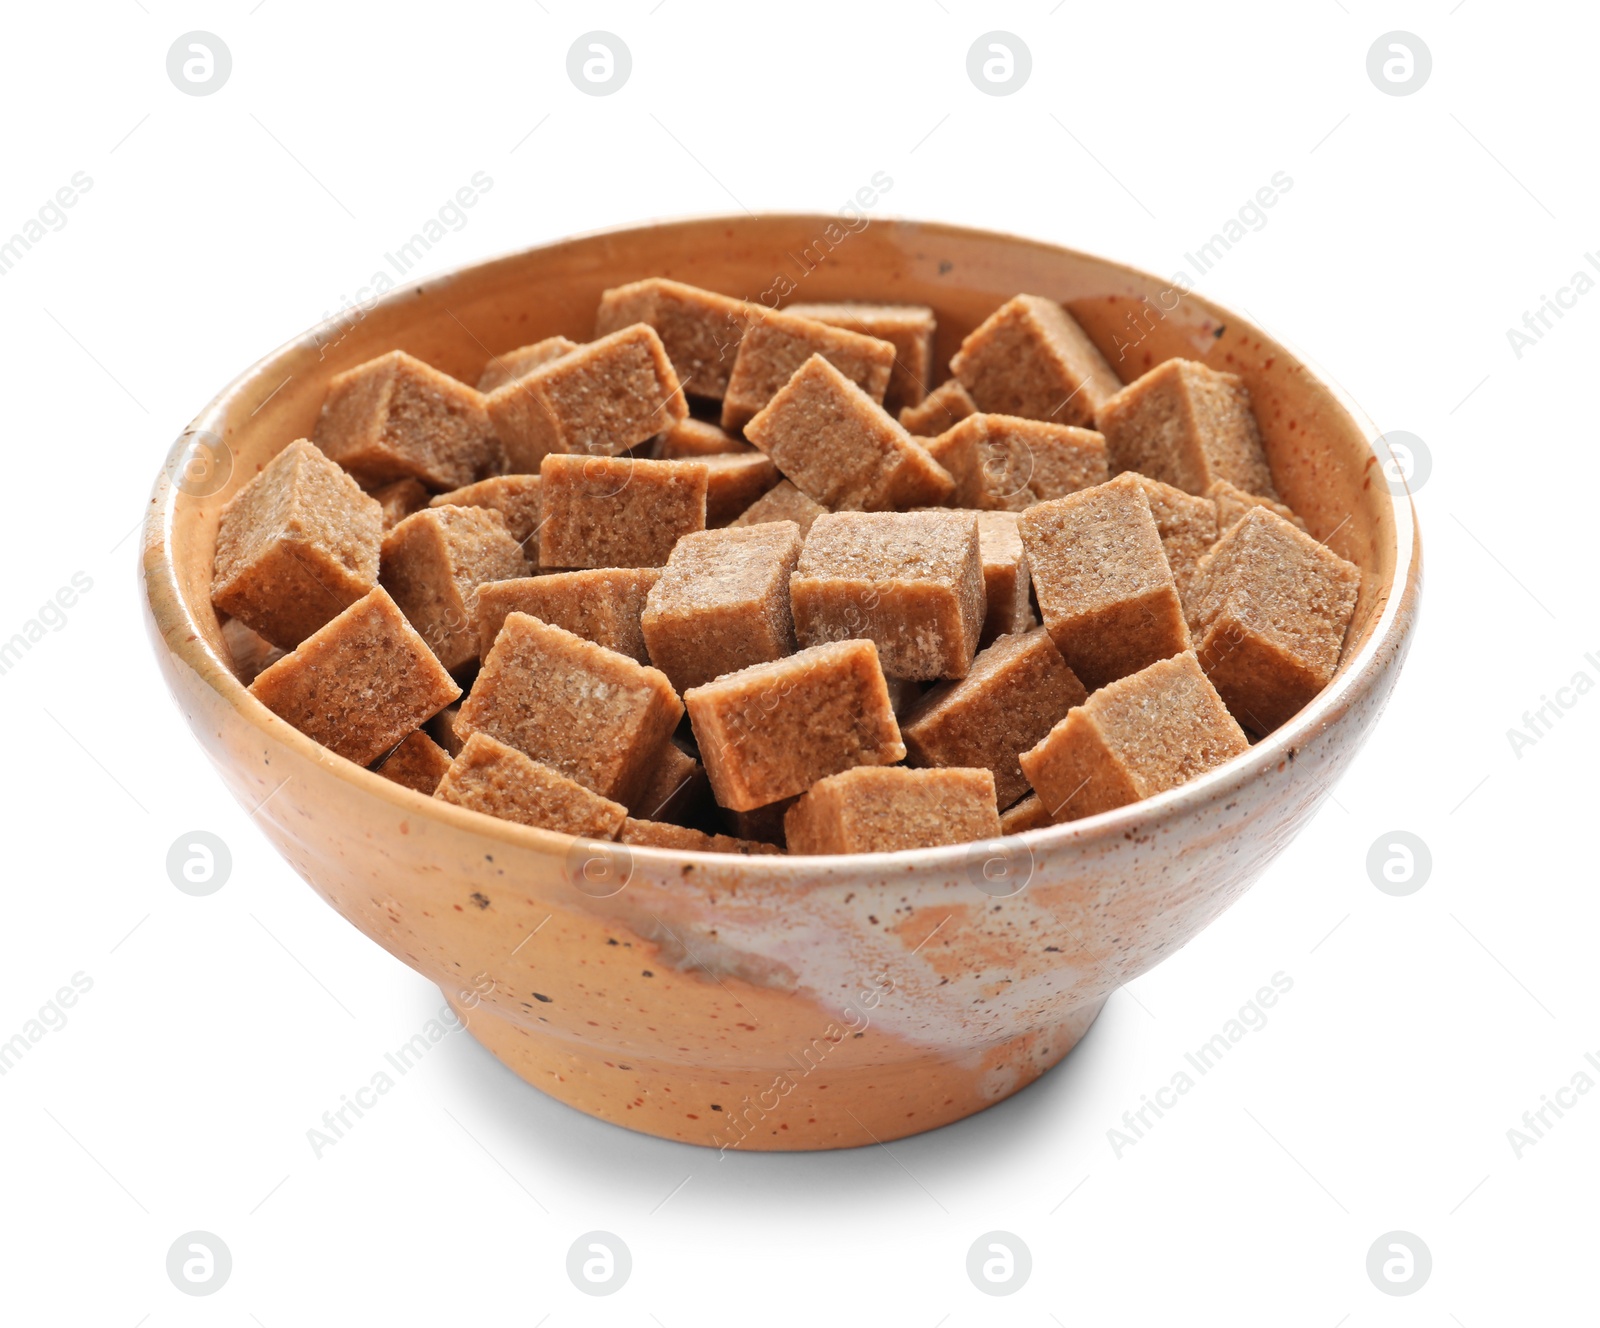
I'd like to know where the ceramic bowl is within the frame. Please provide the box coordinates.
[143,215,1419,1151]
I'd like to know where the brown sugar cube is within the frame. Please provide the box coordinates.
[219,618,286,686]
[212,438,384,651]
[312,350,500,490]
[426,700,466,756]
[457,611,682,804]
[899,377,977,437]
[435,732,628,837]
[248,587,460,766]
[538,454,708,569]
[380,506,527,672]
[1019,473,1191,691]
[619,818,781,855]
[1208,478,1307,536]
[1186,507,1361,735]
[975,511,1034,644]
[430,475,543,551]
[721,308,897,432]
[656,418,753,459]
[902,627,1087,809]
[791,511,984,681]
[369,478,430,531]
[1126,474,1220,601]
[785,766,1001,855]
[1095,358,1276,498]
[1019,652,1248,821]
[476,568,659,663]
[641,522,802,693]
[926,414,1110,511]
[744,355,955,511]
[718,798,795,846]
[786,301,936,413]
[998,792,1052,835]
[685,638,904,811]
[702,452,780,524]
[950,294,1121,428]
[594,278,758,400]
[627,737,709,822]
[485,324,688,472]
[476,336,579,394]
[374,730,454,796]
[729,479,828,536]
[884,675,925,717]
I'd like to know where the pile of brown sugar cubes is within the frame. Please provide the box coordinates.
[212,277,1361,857]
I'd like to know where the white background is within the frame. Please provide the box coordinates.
[1,2,1594,1322]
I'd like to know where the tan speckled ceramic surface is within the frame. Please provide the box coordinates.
[142,216,1420,1151]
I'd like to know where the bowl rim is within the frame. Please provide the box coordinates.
[144,211,1420,880]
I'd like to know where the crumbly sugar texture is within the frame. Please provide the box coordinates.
[627,738,709,822]
[925,414,1110,510]
[974,511,1034,644]
[619,818,782,855]
[247,587,461,767]
[899,378,977,437]
[784,766,1000,855]
[1019,651,1249,821]
[1018,473,1192,691]
[656,418,752,459]
[1125,474,1220,601]
[379,505,528,672]
[949,295,1121,428]
[456,611,682,805]
[430,475,543,551]
[476,569,660,663]
[790,511,985,681]
[1186,506,1361,734]
[312,350,501,490]
[728,479,829,536]
[538,454,708,568]
[701,451,780,524]
[744,355,954,511]
[484,323,688,471]
[902,627,1087,808]
[476,336,580,394]
[374,730,455,796]
[684,638,905,811]
[721,307,897,431]
[212,438,385,651]
[785,302,937,413]
[369,478,431,531]
[640,522,803,693]
[1095,358,1276,498]
[435,732,628,837]
[1208,478,1307,535]
[594,278,758,401]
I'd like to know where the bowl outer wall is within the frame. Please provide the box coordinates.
[142,215,1419,1148]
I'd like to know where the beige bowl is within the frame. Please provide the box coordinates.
[143,215,1419,1151]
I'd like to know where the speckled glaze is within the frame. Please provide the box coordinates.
[143,216,1420,1151]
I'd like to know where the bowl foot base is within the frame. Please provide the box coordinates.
[445,990,1107,1151]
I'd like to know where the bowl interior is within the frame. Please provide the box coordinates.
[157,214,1405,832]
